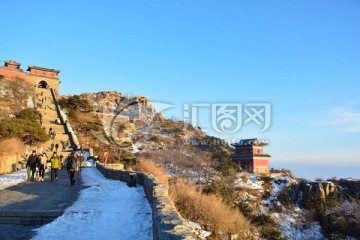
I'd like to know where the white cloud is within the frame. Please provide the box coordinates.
[319,107,360,133]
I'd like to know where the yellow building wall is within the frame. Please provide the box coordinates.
[27,74,60,95]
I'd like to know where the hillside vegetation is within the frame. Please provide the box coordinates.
[0,108,49,145]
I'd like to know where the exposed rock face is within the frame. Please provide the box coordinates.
[338,179,360,199]
[322,181,337,197]
[0,77,34,117]
[80,91,159,123]
[294,180,343,213]
[295,179,360,209]
[297,180,326,212]
[287,178,360,238]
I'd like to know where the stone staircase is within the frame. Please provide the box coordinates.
[0,211,62,225]
[34,87,72,154]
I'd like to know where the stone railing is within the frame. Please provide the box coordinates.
[49,88,80,148]
[96,163,195,240]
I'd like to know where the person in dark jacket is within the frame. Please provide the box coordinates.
[67,152,78,186]
[26,150,39,182]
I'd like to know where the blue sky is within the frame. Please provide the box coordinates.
[1,0,359,178]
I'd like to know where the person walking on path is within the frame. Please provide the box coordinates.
[39,153,47,181]
[75,153,83,185]
[50,130,56,140]
[25,154,31,181]
[50,152,61,182]
[67,152,78,186]
[64,153,71,179]
[59,154,64,167]
[50,142,55,151]
[26,150,39,182]
[55,143,59,152]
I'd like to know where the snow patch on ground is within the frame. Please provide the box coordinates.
[234,173,264,190]
[32,167,153,240]
[84,159,94,167]
[329,200,360,222]
[237,192,258,202]
[263,176,291,206]
[261,176,325,240]
[187,221,212,240]
[0,169,27,191]
[270,210,323,240]
[132,144,140,154]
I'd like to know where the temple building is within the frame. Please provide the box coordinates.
[0,60,27,80]
[0,60,60,95]
[231,138,271,174]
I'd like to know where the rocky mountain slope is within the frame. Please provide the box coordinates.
[44,91,360,239]
[0,76,34,117]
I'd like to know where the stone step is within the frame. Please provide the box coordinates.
[39,111,58,116]
[0,211,62,225]
[42,125,66,132]
[39,110,60,115]
[39,110,57,116]
[34,87,76,153]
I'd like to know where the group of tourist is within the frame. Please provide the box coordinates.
[26,150,83,186]
[61,140,70,151]
[35,92,48,110]
[50,140,70,152]
[49,128,57,140]
[50,142,59,152]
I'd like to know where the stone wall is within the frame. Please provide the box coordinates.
[27,73,60,95]
[96,163,195,240]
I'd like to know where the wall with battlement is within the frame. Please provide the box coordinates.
[96,163,195,240]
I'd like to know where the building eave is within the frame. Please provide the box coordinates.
[27,65,60,74]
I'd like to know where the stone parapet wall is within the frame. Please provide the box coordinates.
[96,163,194,240]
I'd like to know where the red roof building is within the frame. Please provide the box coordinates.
[231,138,271,174]
[0,60,60,95]
[0,60,27,80]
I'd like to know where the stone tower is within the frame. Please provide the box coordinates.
[27,66,60,95]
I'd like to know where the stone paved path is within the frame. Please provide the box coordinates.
[0,168,85,240]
